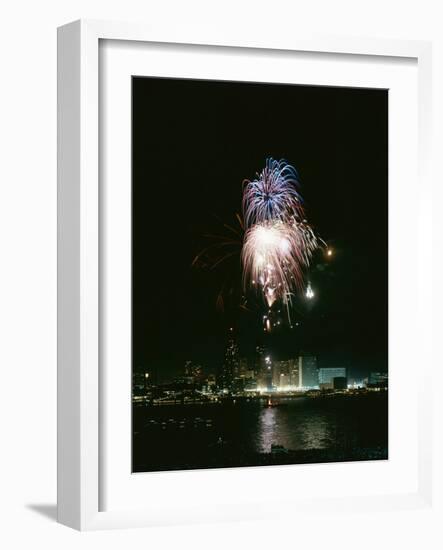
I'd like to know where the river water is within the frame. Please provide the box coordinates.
[133,393,388,472]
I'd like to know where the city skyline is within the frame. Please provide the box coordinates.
[134,341,385,385]
[134,331,388,392]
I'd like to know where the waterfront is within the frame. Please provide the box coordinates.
[133,392,388,472]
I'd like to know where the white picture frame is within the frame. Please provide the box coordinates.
[57,19,433,531]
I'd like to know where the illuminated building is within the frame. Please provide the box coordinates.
[254,344,270,390]
[238,357,249,377]
[318,368,348,390]
[244,378,258,391]
[289,360,300,388]
[254,344,265,376]
[184,360,203,382]
[202,373,217,394]
[273,359,298,390]
[368,372,388,388]
[264,355,273,391]
[272,360,283,388]
[206,374,216,387]
[220,334,240,390]
[299,355,319,389]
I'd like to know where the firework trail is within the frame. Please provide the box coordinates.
[241,158,322,320]
[191,213,245,314]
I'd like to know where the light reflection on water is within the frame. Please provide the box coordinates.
[134,394,388,471]
[256,401,332,453]
[259,408,277,452]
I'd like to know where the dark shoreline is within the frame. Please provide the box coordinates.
[133,446,388,473]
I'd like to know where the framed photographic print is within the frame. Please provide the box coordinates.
[58,20,433,530]
[131,76,389,474]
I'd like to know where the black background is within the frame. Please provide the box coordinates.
[132,77,388,382]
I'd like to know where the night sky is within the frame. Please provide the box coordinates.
[132,77,388,382]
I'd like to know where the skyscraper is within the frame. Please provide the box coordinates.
[263,355,273,391]
[254,344,265,376]
[288,359,300,388]
[220,334,240,390]
[273,359,298,390]
[299,355,319,389]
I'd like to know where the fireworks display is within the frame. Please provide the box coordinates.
[192,158,324,329]
[241,158,322,325]
[242,158,304,228]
